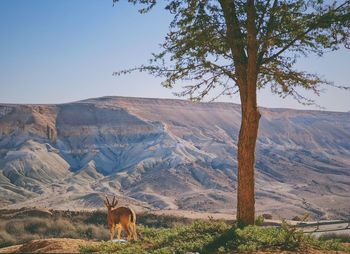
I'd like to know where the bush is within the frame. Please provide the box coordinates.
[24,219,48,234]
[84,210,106,225]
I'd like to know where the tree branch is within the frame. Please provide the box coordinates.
[262,1,349,64]
[218,0,247,84]
[257,0,278,65]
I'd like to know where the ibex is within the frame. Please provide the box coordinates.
[104,196,137,241]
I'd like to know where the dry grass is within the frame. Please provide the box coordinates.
[0,208,193,248]
[0,210,109,248]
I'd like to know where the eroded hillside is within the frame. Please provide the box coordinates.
[0,97,349,219]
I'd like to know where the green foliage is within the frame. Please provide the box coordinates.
[254,215,265,226]
[80,220,350,254]
[80,220,231,254]
[231,222,305,251]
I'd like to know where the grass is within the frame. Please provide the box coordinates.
[1,209,349,253]
[79,220,350,254]
[0,217,109,248]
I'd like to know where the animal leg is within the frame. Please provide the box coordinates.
[131,223,137,240]
[110,225,115,241]
[116,223,122,240]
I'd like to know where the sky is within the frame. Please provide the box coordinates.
[0,0,349,111]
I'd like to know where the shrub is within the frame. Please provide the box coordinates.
[84,210,106,225]
[24,219,48,234]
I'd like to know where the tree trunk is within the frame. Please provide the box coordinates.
[219,0,260,226]
[236,0,259,225]
[236,83,261,226]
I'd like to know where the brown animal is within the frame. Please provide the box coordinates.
[104,196,137,241]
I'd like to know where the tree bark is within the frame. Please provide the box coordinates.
[236,86,260,226]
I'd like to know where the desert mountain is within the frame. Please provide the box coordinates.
[0,96,349,219]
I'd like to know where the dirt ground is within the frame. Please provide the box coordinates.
[0,238,96,253]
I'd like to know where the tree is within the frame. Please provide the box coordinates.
[113,0,350,225]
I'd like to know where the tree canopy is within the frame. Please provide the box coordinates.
[114,0,349,104]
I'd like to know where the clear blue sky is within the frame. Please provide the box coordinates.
[0,0,349,111]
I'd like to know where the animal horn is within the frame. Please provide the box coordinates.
[105,196,110,206]
[112,196,116,206]
[113,196,118,206]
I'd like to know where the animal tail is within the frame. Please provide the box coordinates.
[130,207,136,223]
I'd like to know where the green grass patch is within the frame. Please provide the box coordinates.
[79,220,350,254]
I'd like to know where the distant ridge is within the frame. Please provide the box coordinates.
[3,95,349,113]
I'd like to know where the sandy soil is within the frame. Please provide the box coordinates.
[149,209,236,220]
[0,238,96,253]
